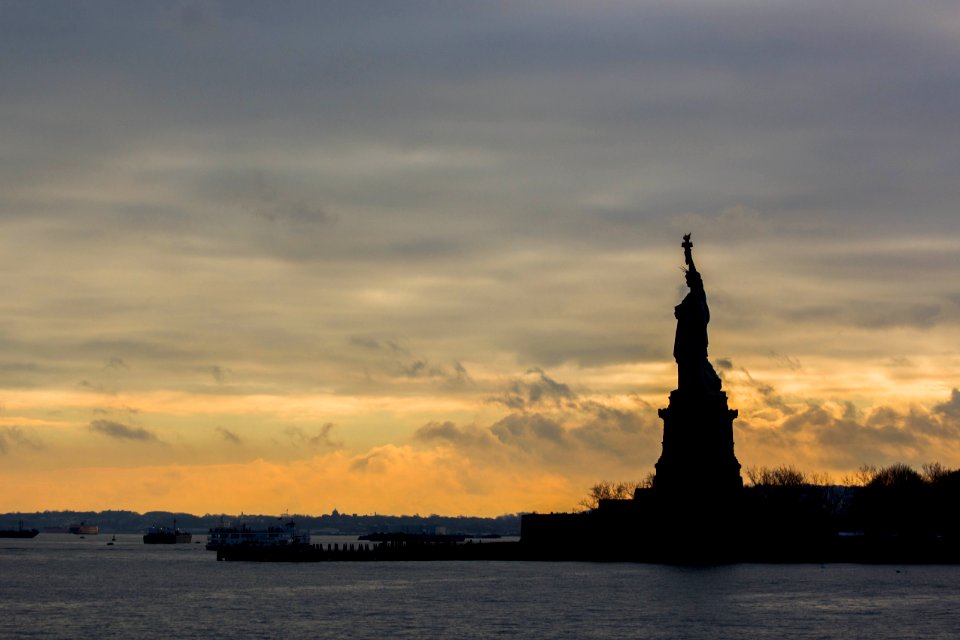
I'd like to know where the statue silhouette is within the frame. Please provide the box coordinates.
[654,234,742,498]
[674,234,722,394]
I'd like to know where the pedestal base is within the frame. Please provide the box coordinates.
[653,389,743,496]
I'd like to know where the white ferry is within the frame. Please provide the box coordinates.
[205,519,310,551]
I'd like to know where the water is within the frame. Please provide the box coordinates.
[2,534,958,639]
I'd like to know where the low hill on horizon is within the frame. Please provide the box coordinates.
[0,509,522,536]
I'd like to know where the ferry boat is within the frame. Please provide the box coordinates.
[205,519,309,551]
[143,525,193,544]
[68,522,99,535]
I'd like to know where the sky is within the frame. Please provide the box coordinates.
[1,0,959,516]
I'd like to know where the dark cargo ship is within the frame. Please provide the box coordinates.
[0,521,39,538]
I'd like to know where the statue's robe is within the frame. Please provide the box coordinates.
[674,281,721,393]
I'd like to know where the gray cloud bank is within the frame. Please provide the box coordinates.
[739,390,960,471]
[0,1,958,430]
[418,370,960,477]
[417,370,661,473]
[4,1,958,239]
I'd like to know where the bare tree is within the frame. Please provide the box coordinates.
[640,471,656,489]
[840,464,877,487]
[921,462,952,484]
[578,479,646,511]
[745,465,806,487]
[806,470,833,486]
[867,463,922,488]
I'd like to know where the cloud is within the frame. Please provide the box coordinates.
[350,336,409,354]
[173,2,217,30]
[78,380,116,395]
[0,426,44,454]
[670,205,772,240]
[768,351,802,371]
[934,389,960,421]
[492,368,577,410]
[484,400,660,466]
[193,169,339,261]
[348,336,473,387]
[400,359,473,386]
[215,426,242,445]
[491,413,567,449]
[722,360,796,416]
[255,198,332,227]
[850,302,942,330]
[88,419,158,442]
[283,423,342,449]
[417,370,661,470]
[736,385,960,473]
[104,357,128,370]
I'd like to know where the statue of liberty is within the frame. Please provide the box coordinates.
[655,233,743,496]
[674,234,723,395]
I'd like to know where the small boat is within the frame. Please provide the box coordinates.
[0,520,40,539]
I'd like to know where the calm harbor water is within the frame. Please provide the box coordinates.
[1,534,958,639]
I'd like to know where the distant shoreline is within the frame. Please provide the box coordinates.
[0,510,522,536]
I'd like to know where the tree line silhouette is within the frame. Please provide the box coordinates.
[586,462,958,499]
[580,462,960,559]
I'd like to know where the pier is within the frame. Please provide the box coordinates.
[216,537,525,562]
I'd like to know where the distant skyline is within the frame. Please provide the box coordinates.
[1,1,959,515]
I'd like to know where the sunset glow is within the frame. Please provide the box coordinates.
[2,2,959,516]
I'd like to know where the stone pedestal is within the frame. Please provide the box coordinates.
[653,389,743,497]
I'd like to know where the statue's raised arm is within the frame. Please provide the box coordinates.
[682,233,697,275]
